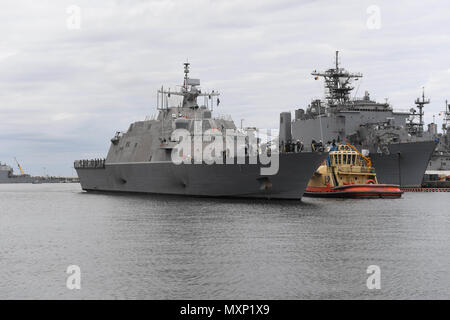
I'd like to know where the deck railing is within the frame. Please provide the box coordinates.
[74,159,106,169]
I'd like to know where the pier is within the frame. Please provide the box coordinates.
[401,187,450,192]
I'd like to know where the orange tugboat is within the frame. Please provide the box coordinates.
[304,144,403,199]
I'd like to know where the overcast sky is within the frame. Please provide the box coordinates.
[0,0,449,176]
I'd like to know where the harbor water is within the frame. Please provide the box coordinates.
[0,183,449,299]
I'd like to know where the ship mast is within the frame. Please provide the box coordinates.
[311,51,362,108]
[442,99,450,135]
[157,62,220,111]
[414,87,430,136]
[183,62,190,90]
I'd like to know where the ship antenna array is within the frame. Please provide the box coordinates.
[414,87,430,135]
[311,51,362,108]
[157,86,171,110]
[443,99,450,133]
[184,62,190,89]
[156,62,221,117]
[335,50,339,70]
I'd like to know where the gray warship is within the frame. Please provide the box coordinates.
[426,100,450,171]
[0,162,36,183]
[0,160,78,184]
[75,63,327,199]
[283,52,437,187]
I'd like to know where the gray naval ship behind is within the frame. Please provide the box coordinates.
[75,63,327,199]
[282,52,437,187]
[1,160,79,184]
[0,162,37,183]
[426,100,450,171]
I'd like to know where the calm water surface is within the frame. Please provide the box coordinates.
[0,183,449,299]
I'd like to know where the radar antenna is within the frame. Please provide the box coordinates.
[183,62,190,89]
[442,99,450,134]
[312,51,363,108]
[157,62,220,110]
[414,87,430,136]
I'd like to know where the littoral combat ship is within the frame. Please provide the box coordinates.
[75,63,327,199]
[282,52,437,187]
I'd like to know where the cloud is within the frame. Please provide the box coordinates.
[0,0,449,175]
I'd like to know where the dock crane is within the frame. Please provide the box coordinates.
[14,157,26,176]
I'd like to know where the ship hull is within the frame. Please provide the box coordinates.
[76,152,327,199]
[304,184,403,199]
[0,171,37,183]
[427,153,450,171]
[0,171,77,184]
[0,177,36,183]
[370,141,437,187]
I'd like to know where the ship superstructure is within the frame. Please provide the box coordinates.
[426,100,450,170]
[283,52,437,187]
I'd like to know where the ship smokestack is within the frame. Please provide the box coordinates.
[279,112,292,144]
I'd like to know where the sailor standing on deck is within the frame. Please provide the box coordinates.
[295,140,303,152]
[318,140,323,152]
[330,140,337,151]
[326,141,338,166]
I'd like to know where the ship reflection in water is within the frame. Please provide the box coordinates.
[0,183,448,299]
